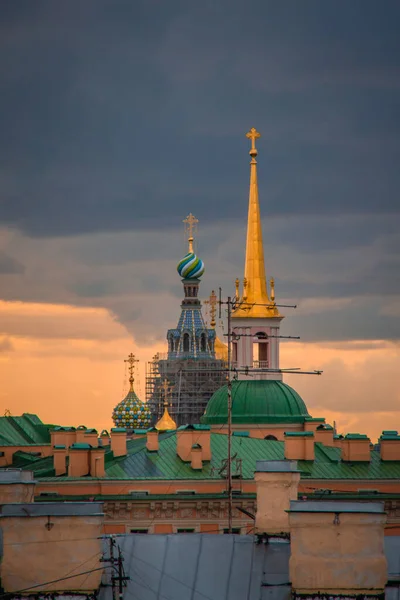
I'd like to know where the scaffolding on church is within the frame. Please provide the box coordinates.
[146,352,228,426]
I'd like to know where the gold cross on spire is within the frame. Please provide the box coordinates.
[246,127,261,156]
[124,353,139,391]
[183,213,199,253]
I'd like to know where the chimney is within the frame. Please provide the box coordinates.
[53,445,67,476]
[333,433,344,449]
[68,443,90,477]
[146,428,159,452]
[314,423,334,446]
[193,425,211,461]
[342,433,371,462]
[100,430,110,447]
[110,428,127,457]
[191,444,202,470]
[84,429,98,447]
[304,417,325,433]
[176,425,194,462]
[284,432,315,461]
[50,427,76,448]
[254,460,300,535]
[90,447,105,477]
[0,470,36,504]
[289,500,387,597]
[176,425,211,462]
[380,431,400,461]
[76,426,88,443]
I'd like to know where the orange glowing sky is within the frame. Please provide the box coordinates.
[1,299,399,442]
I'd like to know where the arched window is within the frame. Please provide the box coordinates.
[183,333,190,352]
[264,434,278,441]
[253,331,269,367]
[168,336,174,353]
[200,333,207,352]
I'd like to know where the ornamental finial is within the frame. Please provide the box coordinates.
[205,289,217,328]
[270,277,275,303]
[183,213,199,253]
[124,353,139,392]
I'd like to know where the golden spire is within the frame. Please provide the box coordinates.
[155,380,177,431]
[183,213,199,253]
[124,353,139,392]
[233,128,281,319]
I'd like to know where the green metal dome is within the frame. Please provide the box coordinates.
[201,380,310,425]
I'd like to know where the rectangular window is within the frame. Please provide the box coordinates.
[130,529,148,534]
[177,528,195,533]
[129,491,149,497]
[232,342,238,363]
[223,528,241,535]
[175,490,196,495]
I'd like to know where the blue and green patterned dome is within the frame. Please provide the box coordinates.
[177,252,205,279]
[112,389,152,429]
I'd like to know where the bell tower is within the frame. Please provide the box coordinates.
[232,129,284,380]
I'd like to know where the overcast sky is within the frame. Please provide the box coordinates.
[0,1,399,437]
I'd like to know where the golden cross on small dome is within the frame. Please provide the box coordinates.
[124,353,139,391]
[183,213,199,253]
[246,127,261,154]
[161,380,172,405]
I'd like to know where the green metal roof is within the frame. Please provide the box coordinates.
[7,433,400,483]
[70,443,92,450]
[0,414,52,445]
[284,431,314,437]
[201,380,310,425]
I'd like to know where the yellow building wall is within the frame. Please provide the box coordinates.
[1,514,104,593]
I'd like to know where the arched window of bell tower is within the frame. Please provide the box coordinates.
[253,331,269,368]
[183,333,190,353]
[200,333,207,352]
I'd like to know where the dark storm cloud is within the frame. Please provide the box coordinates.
[0,251,24,274]
[0,0,399,238]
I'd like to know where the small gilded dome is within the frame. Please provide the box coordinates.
[177,252,205,279]
[155,403,177,431]
[112,389,152,430]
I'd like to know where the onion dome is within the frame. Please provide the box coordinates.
[113,353,152,429]
[201,380,310,425]
[177,252,205,279]
[112,388,152,429]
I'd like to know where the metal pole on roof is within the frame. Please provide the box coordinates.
[109,536,117,600]
[227,296,233,534]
